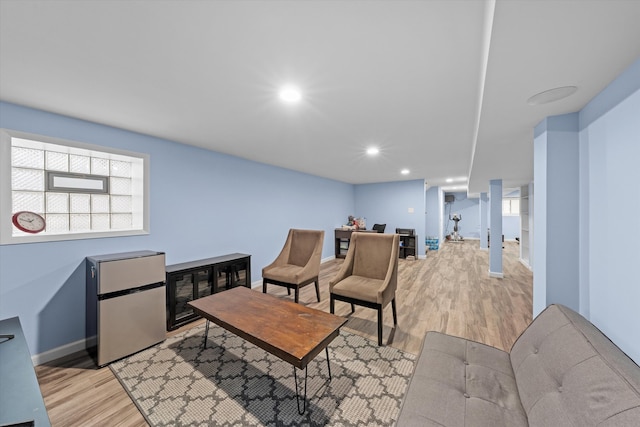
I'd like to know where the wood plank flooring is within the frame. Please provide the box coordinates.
[35,240,532,426]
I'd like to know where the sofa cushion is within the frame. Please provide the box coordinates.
[510,304,640,426]
[397,332,528,426]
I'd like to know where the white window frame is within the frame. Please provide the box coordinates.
[502,198,520,216]
[0,128,150,245]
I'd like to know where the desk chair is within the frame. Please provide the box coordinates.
[372,223,386,233]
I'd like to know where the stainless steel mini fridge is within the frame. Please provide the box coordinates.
[86,250,166,367]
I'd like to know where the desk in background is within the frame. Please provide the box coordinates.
[334,228,378,258]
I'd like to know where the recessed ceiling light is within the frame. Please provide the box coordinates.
[366,147,379,156]
[527,86,578,105]
[279,85,302,103]
[401,169,410,175]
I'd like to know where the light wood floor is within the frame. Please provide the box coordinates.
[35,240,532,427]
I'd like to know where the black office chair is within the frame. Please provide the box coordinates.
[372,223,386,233]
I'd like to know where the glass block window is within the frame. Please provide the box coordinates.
[502,198,520,216]
[1,129,149,244]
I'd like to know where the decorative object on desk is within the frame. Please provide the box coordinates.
[11,211,46,233]
[110,323,415,426]
[345,215,366,230]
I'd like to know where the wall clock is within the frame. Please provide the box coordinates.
[12,211,46,234]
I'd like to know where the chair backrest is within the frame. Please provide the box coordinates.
[287,229,324,267]
[351,232,398,280]
[372,223,386,233]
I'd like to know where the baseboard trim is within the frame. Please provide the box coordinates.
[519,258,532,271]
[489,270,504,279]
[33,336,93,366]
[39,255,340,364]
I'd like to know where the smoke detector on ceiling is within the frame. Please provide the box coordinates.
[527,86,578,105]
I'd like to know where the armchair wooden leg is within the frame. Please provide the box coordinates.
[350,303,355,313]
[330,295,335,314]
[392,298,398,325]
[262,279,267,294]
[294,287,299,304]
[314,280,320,302]
[377,306,383,346]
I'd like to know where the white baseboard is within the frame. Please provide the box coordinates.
[33,335,93,366]
[489,270,504,279]
[37,254,340,364]
[519,258,532,271]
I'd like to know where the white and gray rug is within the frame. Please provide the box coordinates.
[111,322,415,426]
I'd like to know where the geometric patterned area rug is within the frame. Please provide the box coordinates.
[111,322,415,426]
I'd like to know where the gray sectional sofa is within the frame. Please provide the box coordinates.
[397,304,640,426]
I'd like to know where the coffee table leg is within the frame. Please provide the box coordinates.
[293,366,308,415]
[203,320,210,349]
[293,347,333,415]
[325,347,332,381]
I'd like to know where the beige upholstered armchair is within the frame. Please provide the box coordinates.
[262,229,325,303]
[329,232,399,346]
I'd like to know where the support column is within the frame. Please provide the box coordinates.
[479,192,488,251]
[489,180,503,278]
[533,113,580,315]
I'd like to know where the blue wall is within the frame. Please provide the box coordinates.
[444,191,519,241]
[425,186,442,244]
[354,180,425,255]
[0,102,355,355]
[444,192,481,239]
[579,59,640,363]
[533,57,640,363]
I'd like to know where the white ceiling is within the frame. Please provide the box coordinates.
[1,0,639,194]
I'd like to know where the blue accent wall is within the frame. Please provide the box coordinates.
[425,186,441,244]
[579,58,640,363]
[444,192,519,242]
[0,101,355,355]
[534,57,640,363]
[354,180,425,255]
[444,192,481,239]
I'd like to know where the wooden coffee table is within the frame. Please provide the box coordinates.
[188,286,347,414]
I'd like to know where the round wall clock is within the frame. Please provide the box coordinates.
[12,211,46,234]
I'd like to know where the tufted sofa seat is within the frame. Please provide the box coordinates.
[397,304,640,426]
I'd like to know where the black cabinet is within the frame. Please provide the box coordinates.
[399,234,417,259]
[166,253,251,330]
[334,228,377,258]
